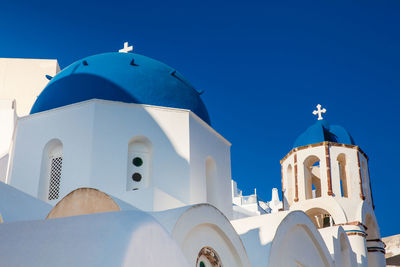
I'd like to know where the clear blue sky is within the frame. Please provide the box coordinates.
[1,0,399,236]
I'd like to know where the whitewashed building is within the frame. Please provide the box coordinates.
[0,45,386,266]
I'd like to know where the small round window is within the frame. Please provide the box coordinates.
[132,157,143,167]
[200,262,206,267]
[132,172,142,182]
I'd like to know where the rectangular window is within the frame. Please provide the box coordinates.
[48,156,62,200]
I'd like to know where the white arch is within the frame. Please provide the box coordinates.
[356,201,380,237]
[303,155,322,199]
[291,197,348,224]
[319,226,357,267]
[268,211,333,267]
[153,204,251,267]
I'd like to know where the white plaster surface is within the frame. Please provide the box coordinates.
[152,204,251,267]
[232,210,334,267]
[0,181,51,222]
[0,56,388,267]
[8,100,231,215]
[0,210,190,267]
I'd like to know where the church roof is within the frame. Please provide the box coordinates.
[293,119,355,148]
[0,209,190,266]
[0,181,51,223]
[30,52,211,125]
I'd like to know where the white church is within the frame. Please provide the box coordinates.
[0,43,387,266]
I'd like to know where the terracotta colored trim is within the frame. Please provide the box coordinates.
[324,143,333,196]
[335,221,368,230]
[294,153,299,202]
[346,232,367,237]
[367,247,386,254]
[329,142,369,161]
[280,142,325,164]
[367,239,382,242]
[280,141,369,164]
[356,151,366,200]
[281,165,285,210]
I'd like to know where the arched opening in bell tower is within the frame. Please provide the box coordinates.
[337,154,349,198]
[304,155,322,199]
[306,208,335,229]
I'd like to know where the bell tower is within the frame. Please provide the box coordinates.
[280,105,386,267]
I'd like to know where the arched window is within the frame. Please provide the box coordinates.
[39,139,63,201]
[304,156,321,199]
[206,157,218,206]
[306,208,335,229]
[287,164,293,205]
[337,154,348,198]
[127,136,152,191]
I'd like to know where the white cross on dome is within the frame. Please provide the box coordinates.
[312,104,326,120]
[119,42,133,53]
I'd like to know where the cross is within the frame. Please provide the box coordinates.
[119,42,133,53]
[312,104,326,120]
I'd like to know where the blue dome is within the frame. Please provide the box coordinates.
[293,120,355,148]
[30,52,211,124]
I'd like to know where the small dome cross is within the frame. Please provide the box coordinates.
[313,104,326,120]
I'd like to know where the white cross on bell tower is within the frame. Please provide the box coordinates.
[119,42,133,53]
[312,104,326,120]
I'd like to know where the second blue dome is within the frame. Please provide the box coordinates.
[293,120,355,148]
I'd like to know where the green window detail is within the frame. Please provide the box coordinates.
[132,157,143,167]
[199,262,206,267]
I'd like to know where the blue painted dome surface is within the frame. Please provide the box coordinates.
[30,52,211,124]
[293,120,355,148]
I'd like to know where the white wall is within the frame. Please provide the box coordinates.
[88,101,191,209]
[8,100,232,215]
[329,146,361,202]
[189,115,232,218]
[8,102,95,203]
[282,144,375,223]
